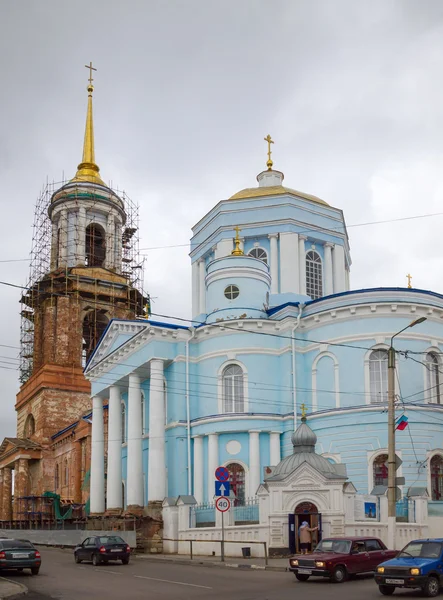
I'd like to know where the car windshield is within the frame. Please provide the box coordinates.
[314,539,351,554]
[398,542,442,559]
[1,540,33,549]
[98,536,125,544]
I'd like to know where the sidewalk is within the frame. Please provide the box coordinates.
[135,552,289,572]
[0,577,27,599]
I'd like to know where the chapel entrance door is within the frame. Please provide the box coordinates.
[289,501,322,554]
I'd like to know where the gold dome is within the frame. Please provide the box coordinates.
[229,185,329,206]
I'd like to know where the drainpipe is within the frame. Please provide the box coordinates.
[186,327,197,495]
[291,304,304,431]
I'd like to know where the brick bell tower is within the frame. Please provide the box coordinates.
[0,65,147,518]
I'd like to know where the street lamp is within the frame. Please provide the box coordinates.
[387,316,427,549]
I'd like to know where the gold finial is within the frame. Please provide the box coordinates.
[264,134,274,169]
[407,274,412,288]
[300,403,307,419]
[70,62,106,186]
[231,226,244,256]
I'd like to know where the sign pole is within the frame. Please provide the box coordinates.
[221,509,225,562]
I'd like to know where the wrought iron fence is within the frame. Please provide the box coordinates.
[233,498,259,524]
[190,503,216,528]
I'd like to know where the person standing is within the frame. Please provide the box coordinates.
[299,521,318,554]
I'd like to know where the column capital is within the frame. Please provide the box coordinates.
[268,233,279,240]
[269,430,281,435]
[299,235,308,241]
[249,429,261,434]
[208,432,219,438]
[324,242,335,248]
[192,434,203,439]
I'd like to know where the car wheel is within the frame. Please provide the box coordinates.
[330,566,347,583]
[31,567,40,576]
[379,585,395,596]
[16,568,23,572]
[122,558,129,565]
[295,573,309,581]
[422,576,440,598]
[92,554,100,566]
[75,553,82,564]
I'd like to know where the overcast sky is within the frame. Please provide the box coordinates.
[1,0,443,439]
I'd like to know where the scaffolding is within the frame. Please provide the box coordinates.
[19,180,147,384]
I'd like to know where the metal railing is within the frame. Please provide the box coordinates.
[163,537,268,565]
[233,498,259,524]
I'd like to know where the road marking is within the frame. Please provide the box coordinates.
[93,568,122,575]
[134,575,212,589]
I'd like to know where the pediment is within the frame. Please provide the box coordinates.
[279,461,327,486]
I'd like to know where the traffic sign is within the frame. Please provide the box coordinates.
[215,497,230,513]
[215,466,229,482]
[215,481,230,497]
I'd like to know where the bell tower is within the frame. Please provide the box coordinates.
[16,67,147,450]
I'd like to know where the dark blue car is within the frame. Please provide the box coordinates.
[375,538,443,597]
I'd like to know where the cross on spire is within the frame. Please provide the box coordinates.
[407,274,412,288]
[300,403,307,418]
[264,134,274,169]
[85,61,97,89]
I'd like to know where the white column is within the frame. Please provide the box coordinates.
[324,243,334,296]
[77,206,86,265]
[193,436,204,504]
[59,208,68,265]
[279,232,299,293]
[90,396,105,514]
[148,360,166,502]
[199,259,206,315]
[106,386,122,510]
[115,218,122,273]
[269,432,281,466]
[249,431,261,497]
[214,238,234,259]
[298,235,307,295]
[50,219,58,270]
[268,234,279,294]
[207,433,219,502]
[192,261,199,317]
[333,244,346,293]
[345,267,350,291]
[127,373,143,507]
[105,214,115,270]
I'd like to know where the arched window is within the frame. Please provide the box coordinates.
[121,401,126,444]
[369,350,388,403]
[248,248,268,264]
[426,353,441,404]
[306,251,323,299]
[373,454,388,486]
[82,310,109,362]
[54,464,60,491]
[24,414,35,438]
[226,463,245,506]
[222,365,244,413]
[64,458,69,487]
[85,223,106,267]
[431,455,443,500]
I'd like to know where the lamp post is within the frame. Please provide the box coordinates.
[387,316,427,549]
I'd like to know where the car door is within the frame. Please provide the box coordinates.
[85,537,97,561]
[78,538,90,560]
[365,539,384,570]
[348,541,371,573]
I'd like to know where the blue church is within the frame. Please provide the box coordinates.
[85,143,443,523]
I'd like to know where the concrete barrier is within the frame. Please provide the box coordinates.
[0,529,137,549]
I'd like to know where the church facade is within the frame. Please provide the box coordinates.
[85,147,443,527]
[0,72,146,520]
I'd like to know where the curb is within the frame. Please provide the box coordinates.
[0,577,28,599]
[135,555,288,572]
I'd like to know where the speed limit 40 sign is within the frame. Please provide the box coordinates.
[215,497,230,513]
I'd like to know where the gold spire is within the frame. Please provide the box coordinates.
[300,403,307,418]
[71,62,106,186]
[264,134,274,169]
[231,226,244,256]
[407,274,412,288]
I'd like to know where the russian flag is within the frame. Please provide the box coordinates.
[396,415,409,431]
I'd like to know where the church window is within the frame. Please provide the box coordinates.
[431,455,443,500]
[426,352,441,404]
[85,223,106,267]
[222,365,244,412]
[373,454,388,486]
[224,285,240,300]
[82,310,109,362]
[226,462,245,506]
[306,251,323,299]
[24,414,35,438]
[248,248,268,264]
[121,401,127,444]
[55,464,60,491]
[369,349,388,403]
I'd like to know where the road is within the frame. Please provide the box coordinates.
[3,548,425,599]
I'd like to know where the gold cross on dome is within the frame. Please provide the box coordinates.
[85,61,97,86]
[300,403,307,418]
[234,225,241,241]
[264,134,274,169]
[407,273,412,288]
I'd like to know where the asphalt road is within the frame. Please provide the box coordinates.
[2,548,430,600]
